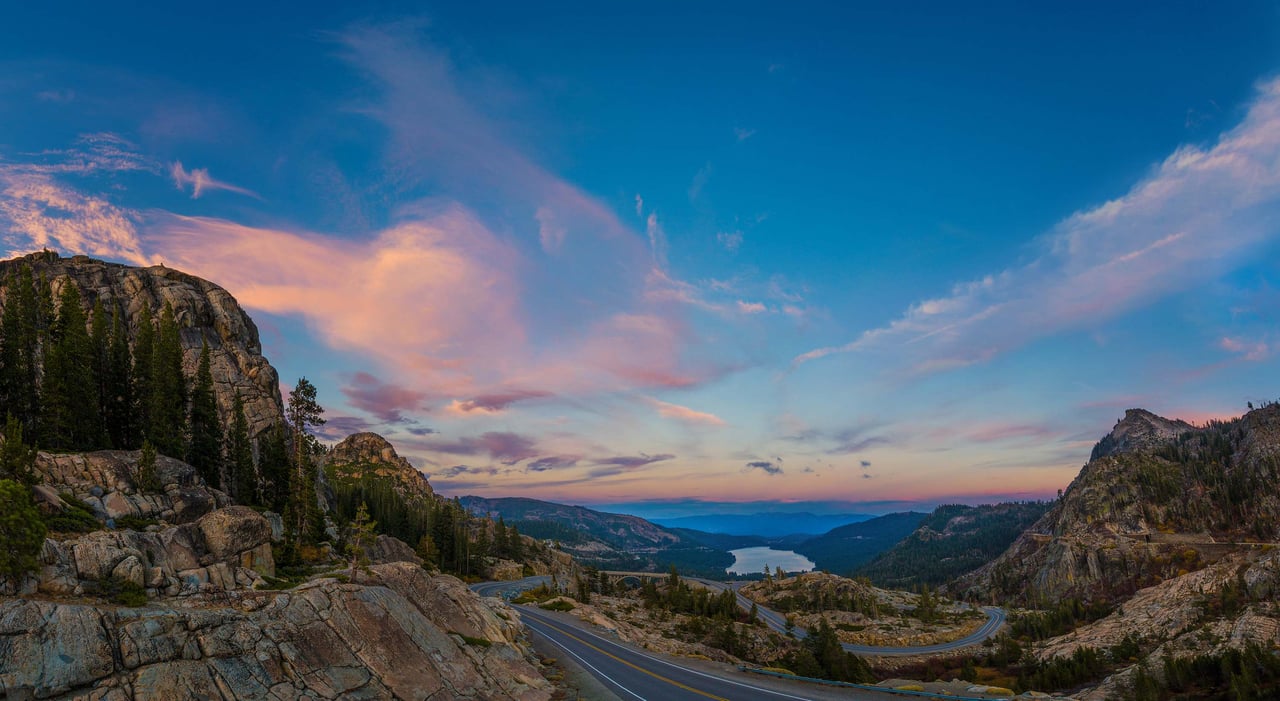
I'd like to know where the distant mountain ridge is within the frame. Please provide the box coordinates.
[790,511,927,575]
[651,511,873,537]
[460,495,734,575]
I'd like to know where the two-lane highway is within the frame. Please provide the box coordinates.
[518,605,895,700]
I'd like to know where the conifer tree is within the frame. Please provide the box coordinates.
[346,502,377,581]
[90,300,110,438]
[259,423,290,511]
[147,303,187,457]
[0,479,47,581]
[187,340,222,487]
[132,304,154,439]
[40,284,101,449]
[284,377,324,547]
[0,414,37,484]
[0,265,41,431]
[227,394,255,504]
[104,308,134,448]
[135,440,160,492]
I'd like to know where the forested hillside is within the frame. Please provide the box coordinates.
[855,502,1050,589]
[792,511,926,575]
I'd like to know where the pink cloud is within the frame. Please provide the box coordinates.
[736,300,766,314]
[341,372,429,423]
[427,431,541,465]
[446,389,553,416]
[645,397,727,427]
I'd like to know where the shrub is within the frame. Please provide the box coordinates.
[115,515,159,531]
[97,576,147,607]
[0,479,47,579]
[539,599,576,612]
[42,494,100,533]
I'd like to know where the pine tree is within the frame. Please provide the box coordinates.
[89,300,110,440]
[40,283,102,450]
[346,502,377,581]
[104,308,134,448]
[0,414,37,484]
[259,423,290,511]
[227,394,255,504]
[131,304,154,440]
[135,440,160,492]
[0,479,47,581]
[186,340,222,487]
[0,265,41,432]
[284,377,324,547]
[147,303,187,457]
[415,534,439,567]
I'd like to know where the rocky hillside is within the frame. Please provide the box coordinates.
[1,562,553,700]
[0,251,284,440]
[460,496,732,575]
[960,405,1280,605]
[855,502,1050,590]
[326,432,434,502]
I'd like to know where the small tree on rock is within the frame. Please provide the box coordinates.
[346,502,377,581]
[0,479,47,582]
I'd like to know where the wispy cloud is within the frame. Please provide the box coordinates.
[170,161,260,199]
[427,431,541,465]
[796,78,1280,375]
[446,389,554,416]
[0,171,150,264]
[1219,335,1271,361]
[588,453,676,478]
[717,230,743,253]
[645,397,726,427]
[734,127,756,142]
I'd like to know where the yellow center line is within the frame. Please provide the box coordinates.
[528,613,730,701]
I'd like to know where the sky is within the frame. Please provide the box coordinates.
[2,2,1279,514]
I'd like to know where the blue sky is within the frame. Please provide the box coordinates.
[2,2,1279,510]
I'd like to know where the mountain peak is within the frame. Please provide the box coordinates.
[1089,408,1196,460]
[327,433,433,498]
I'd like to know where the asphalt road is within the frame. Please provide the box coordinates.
[518,605,894,700]
[687,577,1007,657]
[471,576,1006,657]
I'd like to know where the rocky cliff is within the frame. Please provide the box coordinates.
[959,405,1280,605]
[0,562,553,701]
[0,251,284,442]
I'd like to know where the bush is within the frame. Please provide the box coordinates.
[115,515,159,531]
[539,599,576,612]
[42,495,100,534]
[97,576,147,607]
[0,480,47,579]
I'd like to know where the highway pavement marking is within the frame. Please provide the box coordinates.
[523,613,731,701]
[521,608,817,701]
[524,618,648,701]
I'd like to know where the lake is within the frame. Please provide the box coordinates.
[726,547,815,576]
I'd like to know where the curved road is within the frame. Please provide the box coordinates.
[518,604,898,700]
[472,576,1005,657]
[686,577,1006,657]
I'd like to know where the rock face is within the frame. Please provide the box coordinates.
[31,505,274,598]
[960,405,1280,604]
[326,432,434,501]
[0,563,553,701]
[0,252,284,443]
[34,449,229,525]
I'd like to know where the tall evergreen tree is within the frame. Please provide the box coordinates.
[284,377,325,547]
[0,414,37,484]
[227,394,256,504]
[40,283,101,450]
[186,339,222,487]
[147,303,186,457]
[132,304,154,439]
[259,423,290,512]
[89,300,111,440]
[0,266,41,431]
[104,308,134,448]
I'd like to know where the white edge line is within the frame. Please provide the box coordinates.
[521,607,817,701]
[524,616,648,701]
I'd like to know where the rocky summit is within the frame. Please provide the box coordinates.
[0,252,283,442]
[327,432,434,501]
[959,405,1280,605]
